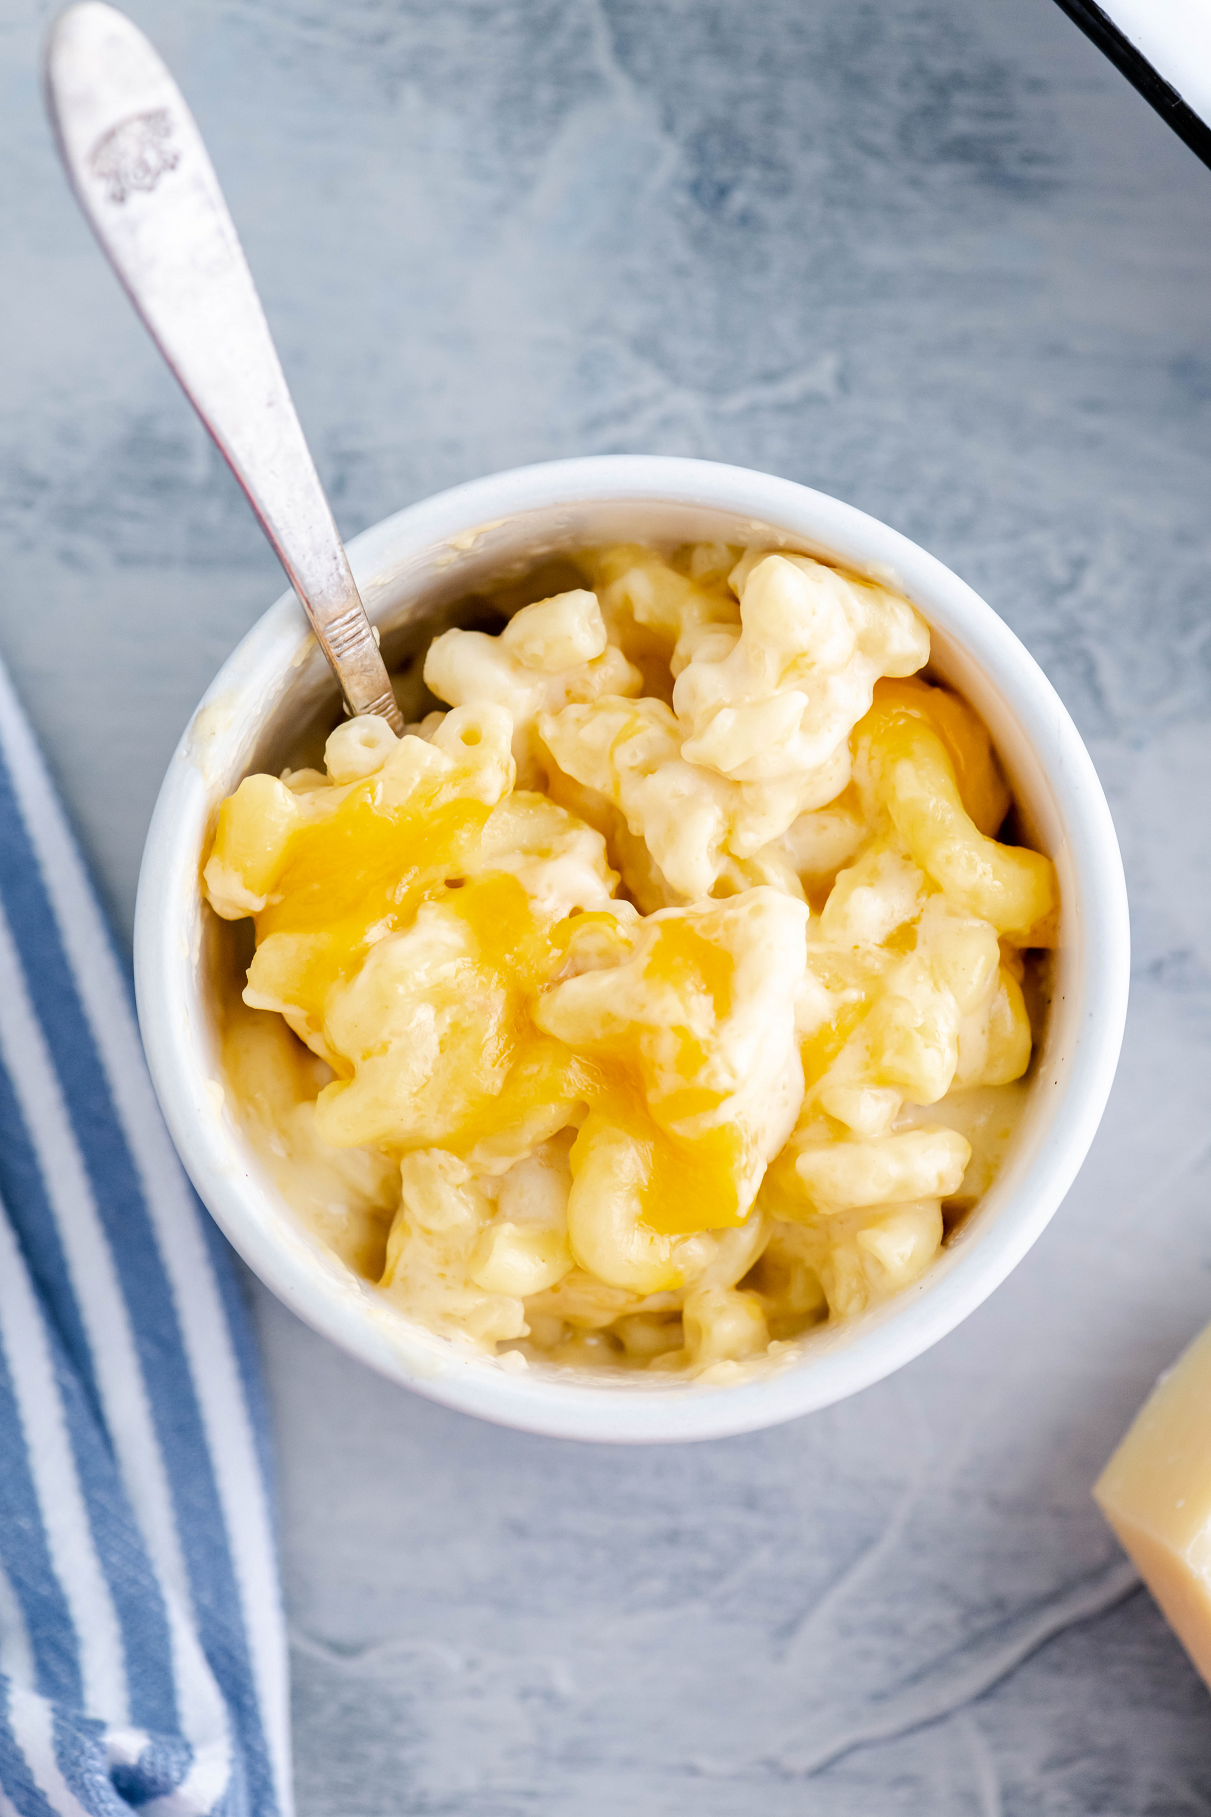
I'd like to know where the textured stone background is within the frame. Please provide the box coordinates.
[4,0,1211,1809]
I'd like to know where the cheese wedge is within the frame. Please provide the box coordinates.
[1094,1320,1211,1688]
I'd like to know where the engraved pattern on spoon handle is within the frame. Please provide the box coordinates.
[45,1,404,732]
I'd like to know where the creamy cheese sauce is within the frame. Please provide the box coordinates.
[206,542,1054,1376]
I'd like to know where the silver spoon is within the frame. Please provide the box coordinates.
[45,1,405,733]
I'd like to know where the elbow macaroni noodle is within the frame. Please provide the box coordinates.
[206,543,1057,1378]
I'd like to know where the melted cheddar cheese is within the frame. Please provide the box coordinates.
[206,546,1057,1375]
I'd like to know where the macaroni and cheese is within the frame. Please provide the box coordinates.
[206,542,1056,1378]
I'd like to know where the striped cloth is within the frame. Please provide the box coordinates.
[0,657,290,1817]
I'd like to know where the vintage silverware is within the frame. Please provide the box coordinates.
[45,1,404,731]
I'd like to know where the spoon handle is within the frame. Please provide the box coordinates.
[45,2,404,732]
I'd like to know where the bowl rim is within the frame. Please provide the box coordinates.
[134,454,1130,1444]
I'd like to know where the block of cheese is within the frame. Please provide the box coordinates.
[1094,1320,1211,1689]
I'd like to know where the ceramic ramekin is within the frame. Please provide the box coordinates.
[134,456,1130,1443]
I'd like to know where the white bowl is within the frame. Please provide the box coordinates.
[135,456,1130,1444]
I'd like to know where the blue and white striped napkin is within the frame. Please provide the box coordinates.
[0,657,290,1817]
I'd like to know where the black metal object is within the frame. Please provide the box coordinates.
[1053,0,1211,171]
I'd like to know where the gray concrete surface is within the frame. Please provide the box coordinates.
[4,0,1211,1809]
